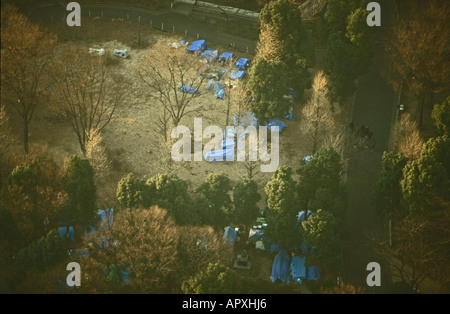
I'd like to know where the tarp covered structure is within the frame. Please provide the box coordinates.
[230,70,245,81]
[178,85,199,94]
[223,226,237,246]
[235,58,250,70]
[200,48,219,63]
[291,256,306,284]
[187,39,207,53]
[206,80,225,99]
[248,228,265,243]
[58,226,75,243]
[264,119,288,132]
[306,265,320,280]
[271,249,290,283]
[219,52,235,63]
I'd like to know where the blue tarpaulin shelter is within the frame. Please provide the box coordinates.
[306,265,320,280]
[230,70,245,80]
[271,250,290,283]
[291,256,306,284]
[206,80,225,99]
[248,228,265,243]
[200,48,218,63]
[219,52,235,62]
[235,58,250,70]
[179,85,199,94]
[264,119,288,132]
[223,226,237,246]
[58,226,75,243]
[188,39,207,53]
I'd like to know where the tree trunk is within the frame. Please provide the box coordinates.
[23,119,29,153]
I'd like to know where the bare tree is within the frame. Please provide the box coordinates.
[1,4,56,153]
[51,45,127,155]
[385,0,450,127]
[389,113,424,160]
[138,42,208,128]
[300,71,335,154]
[85,128,112,185]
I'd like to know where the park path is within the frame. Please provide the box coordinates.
[343,0,397,291]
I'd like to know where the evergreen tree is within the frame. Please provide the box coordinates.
[116,173,151,209]
[232,178,261,231]
[181,262,239,294]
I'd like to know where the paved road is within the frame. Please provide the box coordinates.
[343,0,397,291]
[27,3,257,53]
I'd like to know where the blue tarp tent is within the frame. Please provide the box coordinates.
[230,70,245,80]
[200,48,218,63]
[271,250,290,283]
[268,243,281,253]
[248,228,265,243]
[283,108,295,121]
[188,39,207,53]
[58,226,75,243]
[291,256,306,284]
[264,119,288,132]
[306,265,320,280]
[223,226,237,246]
[235,58,250,70]
[206,80,225,99]
[179,85,199,94]
[204,147,235,162]
[219,52,235,63]
[302,156,313,164]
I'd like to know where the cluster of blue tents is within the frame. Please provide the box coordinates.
[184,39,251,99]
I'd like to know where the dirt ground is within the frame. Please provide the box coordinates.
[8,17,337,204]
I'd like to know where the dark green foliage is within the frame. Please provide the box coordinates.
[296,148,347,219]
[181,262,240,294]
[232,178,261,227]
[372,152,409,218]
[147,173,197,225]
[196,172,232,228]
[264,165,299,251]
[323,0,375,102]
[246,57,292,123]
[431,96,450,136]
[14,229,66,277]
[401,136,450,215]
[301,209,343,271]
[61,155,96,227]
[116,173,151,209]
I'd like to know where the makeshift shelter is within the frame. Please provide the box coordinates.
[248,228,265,243]
[235,58,250,70]
[187,39,207,53]
[264,119,288,132]
[178,85,199,95]
[230,70,245,81]
[206,80,225,99]
[200,48,219,63]
[223,226,237,246]
[204,147,235,162]
[270,250,290,283]
[219,52,235,63]
[306,265,320,280]
[89,48,105,56]
[303,155,313,164]
[291,256,306,284]
[199,66,228,81]
[169,40,188,49]
[58,226,75,244]
[113,49,128,58]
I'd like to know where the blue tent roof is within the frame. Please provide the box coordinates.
[223,226,237,246]
[204,147,235,162]
[271,250,290,283]
[230,70,245,80]
[179,85,199,94]
[248,228,265,242]
[219,52,235,62]
[235,58,250,70]
[58,226,75,243]
[291,256,306,284]
[264,119,288,132]
[306,265,320,280]
[200,48,218,63]
[188,39,207,53]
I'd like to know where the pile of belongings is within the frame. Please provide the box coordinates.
[89,48,105,56]
[113,49,129,58]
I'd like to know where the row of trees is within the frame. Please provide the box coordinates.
[264,147,347,274]
[1,4,128,155]
[372,97,450,291]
